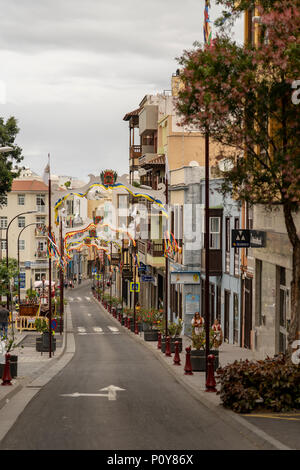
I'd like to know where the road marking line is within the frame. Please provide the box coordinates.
[77,327,86,333]
[77,297,82,301]
[93,327,103,332]
[85,297,91,301]
[244,414,300,421]
[107,326,119,332]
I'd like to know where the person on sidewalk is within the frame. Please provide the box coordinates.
[0,306,10,338]
[212,318,223,348]
[191,312,204,335]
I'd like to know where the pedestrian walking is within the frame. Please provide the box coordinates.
[0,306,10,339]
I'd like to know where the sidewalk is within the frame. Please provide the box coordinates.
[93,296,292,451]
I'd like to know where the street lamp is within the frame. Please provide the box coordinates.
[17,222,38,304]
[5,210,38,309]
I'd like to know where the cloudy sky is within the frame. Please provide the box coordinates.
[0,0,243,181]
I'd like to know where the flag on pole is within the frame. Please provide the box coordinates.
[204,1,212,46]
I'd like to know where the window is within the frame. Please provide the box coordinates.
[18,216,25,228]
[36,216,46,224]
[37,241,45,251]
[36,194,46,213]
[35,270,46,281]
[234,218,240,276]
[0,217,7,229]
[18,194,25,205]
[2,196,7,206]
[233,294,239,344]
[225,217,230,273]
[209,217,220,249]
[1,239,7,250]
[18,240,25,250]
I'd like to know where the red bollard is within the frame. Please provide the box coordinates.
[206,354,217,392]
[127,317,131,330]
[134,320,139,335]
[157,332,162,349]
[184,346,193,375]
[1,354,12,386]
[124,317,128,328]
[173,341,181,365]
[165,336,172,357]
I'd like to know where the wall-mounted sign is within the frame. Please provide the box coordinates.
[141,275,155,283]
[232,229,250,248]
[170,272,201,285]
[250,230,266,248]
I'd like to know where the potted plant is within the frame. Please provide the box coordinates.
[161,318,183,353]
[190,328,219,371]
[34,317,56,353]
[143,309,162,341]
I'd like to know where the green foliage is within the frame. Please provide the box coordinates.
[167,319,183,338]
[0,258,19,297]
[216,355,300,413]
[0,116,23,206]
[26,288,38,300]
[141,309,163,329]
[34,317,48,333]
[192,329,217,350]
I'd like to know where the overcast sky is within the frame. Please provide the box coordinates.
[0,0,243,181]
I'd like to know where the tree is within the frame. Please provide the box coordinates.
[0,258,19,300]
[0,116,23,206]
[176,0,300,352]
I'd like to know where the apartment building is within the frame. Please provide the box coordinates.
[0,173,49,298]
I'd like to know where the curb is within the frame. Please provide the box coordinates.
[93,295,292,451]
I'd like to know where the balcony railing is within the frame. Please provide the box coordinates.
[35,225,47,237]
[149,241,164,257]
[130,145,142,159]
[35,250,47,259]
[137,240,146,254]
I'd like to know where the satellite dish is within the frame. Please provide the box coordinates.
[189,161,199,167]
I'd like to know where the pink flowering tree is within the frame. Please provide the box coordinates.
[177,0,300,352]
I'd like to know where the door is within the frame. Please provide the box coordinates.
[224,290,230,342]
[244,277,253,349]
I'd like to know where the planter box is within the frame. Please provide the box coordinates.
[36,336,56,353]
[130,322,143,333]
[0,355,18,379]
[144,330,159,342]
[142,322,151,332]
[190,350,219,372]
[161,337,183,353]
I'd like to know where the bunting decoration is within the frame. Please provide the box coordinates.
[164,231,182,258]
[54,181,167,226]
[47,232,66,272]
[204,0,212,46]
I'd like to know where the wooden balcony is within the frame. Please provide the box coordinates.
[130,145,142,159]
[149,241,164,257]
[201,249,222,276]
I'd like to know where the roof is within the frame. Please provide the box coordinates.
[123,108,142,121]
[147,155,165,166]
[11,180,48,192]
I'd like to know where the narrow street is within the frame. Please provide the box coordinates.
[0,283,266,451]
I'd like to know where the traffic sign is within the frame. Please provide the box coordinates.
[51,319,57,331]
[141,275,155,282]
[130,282,140,293]
[232,229,250,248]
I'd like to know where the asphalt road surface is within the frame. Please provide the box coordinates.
[0,283,271,450]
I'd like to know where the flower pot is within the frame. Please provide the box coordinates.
[142,322,151,332]
[190,349,219,372]
[0,355,18,379]
[161,337,183,353]
[144,330,159,342]
[36,336,56,353]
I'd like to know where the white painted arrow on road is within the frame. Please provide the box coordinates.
[60,385,125,401]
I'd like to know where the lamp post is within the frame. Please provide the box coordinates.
[5,210,37,309]
[17,222,38,304]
